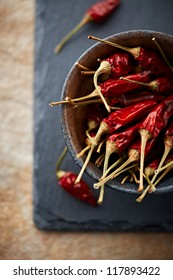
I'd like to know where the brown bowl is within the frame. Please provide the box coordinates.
[60,30,173,194]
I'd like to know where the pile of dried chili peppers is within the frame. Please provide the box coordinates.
[51,35,173,205]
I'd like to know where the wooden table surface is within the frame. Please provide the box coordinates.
[0,0,173,260]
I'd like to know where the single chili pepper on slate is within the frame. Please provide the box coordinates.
[88,35,172,77]
[94,136,156,189]
[138,94,173,192]
[54,0,120,54]
[56,147,97,206]
[120,76,173,95]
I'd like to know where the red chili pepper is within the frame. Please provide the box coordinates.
[54,0,120,53]
[56,147,97,206]
[101,121,141,185]
[97,99,157,138]
[120,76,173,95]
[138,94,173,191]
[58,172,97,206]
[94,52,133,89]
[88,35,172,77]
[99,71,151,98]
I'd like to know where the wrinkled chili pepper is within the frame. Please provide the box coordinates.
[56,147,97,206]
[120,76,173,95]
[138,94,173,191]
[88,35,172,77]
[54,0,120,53]
[94,100,157,144]
[93,70,152,112]
[94,136,156,189]
[98,121,141,204]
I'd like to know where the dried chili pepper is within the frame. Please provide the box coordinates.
[56,147,97,206]
[138,95,173,192]
[102,121,141,179]
[93,52,133,92]
[54,0,120,53]
[88,35,172,77]
[120,76,173,95]
[94,100,157,144]
[93,70,152,112]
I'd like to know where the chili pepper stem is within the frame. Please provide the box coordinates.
[49,90,99,107]
[81,70,95,75]
[149,138,173,192]
[56,147,68,179]
[88,35,140,58]
[152,38,173,72]
[54,14,91,54]
[138,129,152,192]
[157,160,173,173]
[95,153,105,167]
[75,145,95,184]
[119,76,150,87]
[76,145,91,158]
[95,86,111,112]
[94,162,138,189]
[75,62,93,71]
[94,150,139,188]
[121,174,130,184]
[92,121,110,146]
[137,166,173,202]
[101,156,123,179]
[129,170,140,184]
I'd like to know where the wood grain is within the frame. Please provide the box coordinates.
[0,0,173,260]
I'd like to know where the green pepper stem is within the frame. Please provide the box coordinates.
[88,35,140,58]
[54,14,91,54]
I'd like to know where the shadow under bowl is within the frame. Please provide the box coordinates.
[60,30,173,195]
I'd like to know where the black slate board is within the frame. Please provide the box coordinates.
[34,0,173,231]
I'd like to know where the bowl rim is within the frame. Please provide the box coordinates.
[60,29,173,195]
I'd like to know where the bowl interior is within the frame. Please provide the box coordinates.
[61,30,173,194]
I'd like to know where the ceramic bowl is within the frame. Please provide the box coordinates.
[60,30,173,194]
